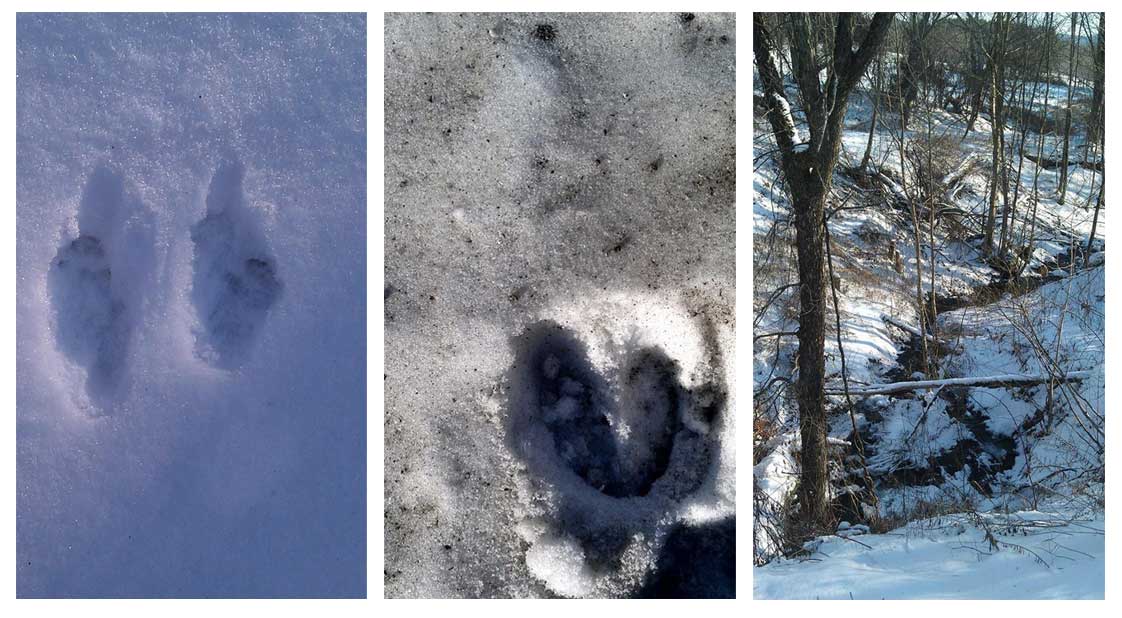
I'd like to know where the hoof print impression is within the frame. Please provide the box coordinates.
[505,317,727,597]
[191,161,282,368]
[520,323,623,495]
[48,167,148,406]
[509,320,713,499]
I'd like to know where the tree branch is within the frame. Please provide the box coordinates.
[753,14,799,156]
[827,371,1092,396]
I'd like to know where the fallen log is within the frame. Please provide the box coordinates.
[941,153,980,201]
[1024,153,1104,172]
[872,170,908,205]
[881,313,938,343]
[827,370,1092,397]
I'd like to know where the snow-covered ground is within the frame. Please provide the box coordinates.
[753,60,1104,598]
[755,510,1105,599]
[17,14,366,597]
[385,13,735,598]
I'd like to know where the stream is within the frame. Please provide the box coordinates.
[836,244,1101,522]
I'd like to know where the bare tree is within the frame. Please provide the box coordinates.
[891,25,932,377]
[859,53,883,171]
[983,13,1011,257]
[1057,12,1080,204]
[1084,13,1105,265]
[1022,13,1057,258]
[959,13,989,140]
[900,12,947,129]
[754,12,894,529]
[1088,13,1105,147]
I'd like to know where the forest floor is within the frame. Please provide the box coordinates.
[753,82,1105,599]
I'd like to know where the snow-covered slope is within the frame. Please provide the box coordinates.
[17,14,366,597]
[753,47,1104,598]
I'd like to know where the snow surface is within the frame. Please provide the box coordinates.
[755,510,1105,600]
[17,14,366,597]
[385,13,735,598]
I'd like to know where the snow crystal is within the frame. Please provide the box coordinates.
[523,533,597,598]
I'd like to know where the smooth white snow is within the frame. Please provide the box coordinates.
[755,511,1105,599]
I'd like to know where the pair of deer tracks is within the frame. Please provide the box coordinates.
[504,296,731,597]
[189,161,282,369]
[48,162,281,407]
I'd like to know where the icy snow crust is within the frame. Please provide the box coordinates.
[385,13,735,598]
[17,14,365,597]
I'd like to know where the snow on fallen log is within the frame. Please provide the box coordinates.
[880,313,939,342]
[941,153,979,201]
[1024,152,1104,172]
[872,170,908,203]
[827,370,1093,396]
[940,152,978,186]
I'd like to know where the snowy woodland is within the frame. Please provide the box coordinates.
[753,13,1105,598]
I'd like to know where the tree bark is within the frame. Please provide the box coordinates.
[1088,13,1105,146]
[1023,13,1055,259]
[754,12,894,529]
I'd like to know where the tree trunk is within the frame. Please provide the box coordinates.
[985,14,1008,257]
[1058,13,1078,204]
[1088,14,1105,146]
[1024,13,1055,255]
[985,55,1002,253]
[754,12,894,531]
[1086,178,1104,265]
[897,84,930,376]
[790,169,830,527]
[1084,14,1105,265]
[902,40,921,130]
[860,56,882,170]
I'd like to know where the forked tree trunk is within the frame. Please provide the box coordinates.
[754,12,894,530]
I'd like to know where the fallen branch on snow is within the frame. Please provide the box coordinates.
[941,152,979,201]
[827,370,1093,397]
[880,313,939,343]
[1024,153,1104,172]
